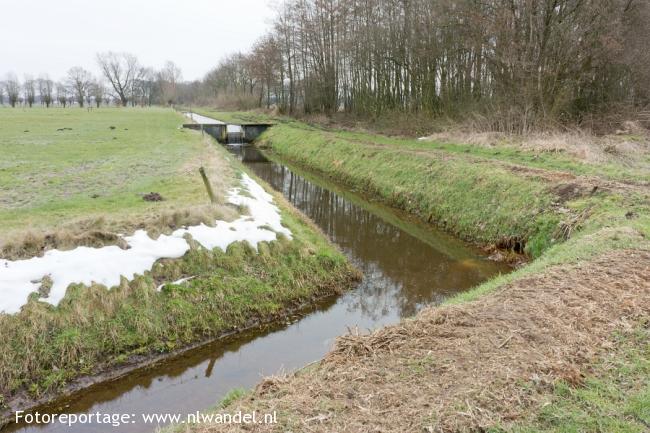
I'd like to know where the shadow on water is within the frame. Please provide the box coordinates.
[4,143,510,433]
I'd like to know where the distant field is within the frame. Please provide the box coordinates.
[0,107,233,236]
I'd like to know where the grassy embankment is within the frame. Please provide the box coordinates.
[0,108,357,415]
[194,109,649,257]
[186,109,649,432]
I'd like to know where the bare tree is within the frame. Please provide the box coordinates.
[38,76,54,107]
[66,67,92,107]
[90,80,106,107]
[134,67,156,106]
[250,36,282,109]
[5,74,20,107]
[96,52,140,106]
[23,76,36,107]
[0,83,4,105]
[158,61,182,105]
[620,0,650,102]
[56,82,69,107]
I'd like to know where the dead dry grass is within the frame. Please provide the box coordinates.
[344,129,649,208]
[421,127,650,168]
[190,249,650,433]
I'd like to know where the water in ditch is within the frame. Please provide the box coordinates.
[4,144,510,433]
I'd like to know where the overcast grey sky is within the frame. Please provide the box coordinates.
[0,0,273,81]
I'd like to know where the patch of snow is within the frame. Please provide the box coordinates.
[0,174,291,314]
[183,112,225,125]
[227,124,242,133]
[156,275,196,292]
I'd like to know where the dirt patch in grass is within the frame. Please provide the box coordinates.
[548,182,598,203]
[142,192,164,202]
[193,249,650,432]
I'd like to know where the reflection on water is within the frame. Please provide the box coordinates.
[246,158,503,318]
[4,144,509,433]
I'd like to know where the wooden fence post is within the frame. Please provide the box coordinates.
[199,166,217,204]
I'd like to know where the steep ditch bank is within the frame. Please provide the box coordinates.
[257,121,648,258]
[0,271,356,429]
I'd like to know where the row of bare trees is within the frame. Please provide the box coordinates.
[2,70,115,108]
[1,53,183,108]
[204,0,650,131]
[2,70,112,109]
[96,53,183,107]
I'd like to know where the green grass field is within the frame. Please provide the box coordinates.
[0,107,234,237]
[504,324,649,433]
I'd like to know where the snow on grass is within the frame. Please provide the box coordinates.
[184,112,242,134]
[156,275,196,292]
[0,174,291,314]
[184,112,225,125]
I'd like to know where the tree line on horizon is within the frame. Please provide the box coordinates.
[0,54,183,109]
[4,1,648,133]
[202,0,650,132]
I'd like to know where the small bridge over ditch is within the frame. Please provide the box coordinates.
[182,113,273,144]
